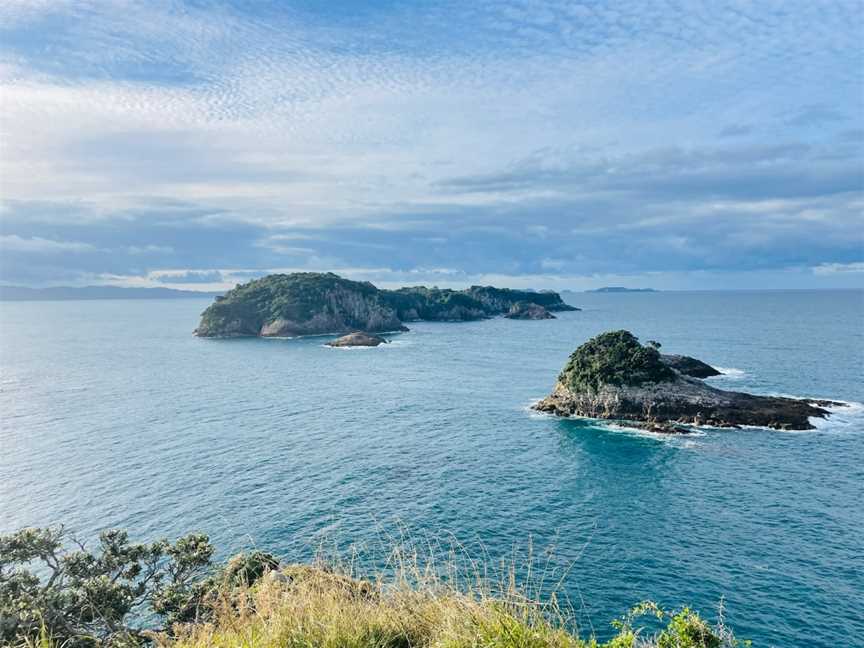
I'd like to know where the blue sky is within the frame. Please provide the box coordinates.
[0,0,862,291]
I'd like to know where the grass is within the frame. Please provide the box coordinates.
[161,545,747,648]
[13,539,748,648]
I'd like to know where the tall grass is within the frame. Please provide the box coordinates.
[12,535,747,647]
[163,539,746,648]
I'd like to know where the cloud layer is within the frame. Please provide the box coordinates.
[1,0,862,289]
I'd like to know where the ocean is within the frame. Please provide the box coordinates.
[1,289,862,647]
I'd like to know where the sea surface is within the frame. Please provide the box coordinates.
[1,290,862,647]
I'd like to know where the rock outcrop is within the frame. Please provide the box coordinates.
[504,302,556,320]
[534,330,841,431]
[195,273,578,337]
[326,332,388,347]
[660,354,721,378]
[194,273,405,338]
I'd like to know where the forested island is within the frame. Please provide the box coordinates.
[535,330,841,431]
[194,272,578,337]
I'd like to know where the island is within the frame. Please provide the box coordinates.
[326,332,388,347]
[194,272,579,337]
[587,286,658,293]
[504,301,556,320]
[533,330,841,431]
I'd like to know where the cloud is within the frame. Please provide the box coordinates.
[0,234,96,253]
[0,0,862,288]
[785,105,848,127]
[149,269,223,284]
[718,124,754,138]
[812,262,864,276]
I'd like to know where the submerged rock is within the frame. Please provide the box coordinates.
[326,332,388,347]
[504,302,556,320]
[534,330,842,430]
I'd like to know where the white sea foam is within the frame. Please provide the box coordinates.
[708,366,746,379]
[522,399,706,442]
[321,344,384,350]
[599,421,707,440]
[808,399,864,433]
[523,398,554,418]
[321,339,410,350]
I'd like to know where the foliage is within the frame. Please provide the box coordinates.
[0,526,214,647]
[559,330,677,393]
[168,569,746,648]
[196,273,386,335]
[610,601,750,648]
[3,527,747,648]
[196,272,576,334]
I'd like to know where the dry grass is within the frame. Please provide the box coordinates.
[162,543,744,648]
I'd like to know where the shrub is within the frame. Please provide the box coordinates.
[559,330,676,393]
[2,526,748,648]
[0,527,213,647]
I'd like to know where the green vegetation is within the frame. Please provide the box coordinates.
[196,273,386,336]
[383,285,576,321]
[2,526,747,648]
[559,330,677,394]
[195,273,578,336]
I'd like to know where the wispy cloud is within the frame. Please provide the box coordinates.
[812,262,864,276]
[0,234,96,253]
[1,0,862,288]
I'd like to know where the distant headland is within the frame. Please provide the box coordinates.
[586,286,658,293]
[194,272,579,338]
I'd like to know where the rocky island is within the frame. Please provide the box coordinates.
[326,332,388,347]
[534,330,841,431]
[504,301,556,320]
[194,272,578,338]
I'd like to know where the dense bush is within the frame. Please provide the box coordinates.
[560,330,677,393]
[0,527,215,646]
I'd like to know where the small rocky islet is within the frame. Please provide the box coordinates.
[326,332,388,347]
[534,330,843,432]
[194,272,578,338]
[504,301,556,320]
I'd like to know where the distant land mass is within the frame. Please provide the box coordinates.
[194,272,579,337]
[587,286,658,293]
[0,285,220,301]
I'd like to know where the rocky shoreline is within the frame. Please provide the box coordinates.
[534,330,844,431]
[195,272,578,338]
[326,332,389,347]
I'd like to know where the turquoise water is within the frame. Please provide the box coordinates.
[1,290,862,647]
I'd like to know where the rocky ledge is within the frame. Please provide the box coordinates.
[504,302,556,320]
[534,330,842,431]
[194,272,578,337]
[660,353,721,378]
[326,332,388,347]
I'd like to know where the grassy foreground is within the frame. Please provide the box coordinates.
[5,526,748,648]
[162,563,745,648]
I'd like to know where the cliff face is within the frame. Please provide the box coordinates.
[195,273,578,337]
[534,330,837,431]
[382,285,577,322]
[194,273,404,338]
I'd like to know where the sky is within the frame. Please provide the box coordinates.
[0,0,862,291]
